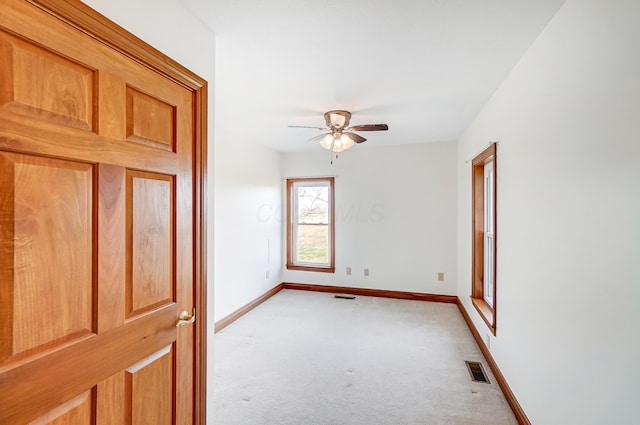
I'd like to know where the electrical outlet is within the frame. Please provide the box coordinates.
[364,268,369,276]
[438,272,445,281]
[485,334,491,349]
[346,267,352,275]
[266,271,269,280]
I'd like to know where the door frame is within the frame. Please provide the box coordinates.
[25,0,209,422]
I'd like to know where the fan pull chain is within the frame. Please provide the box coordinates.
[330,137,335,165]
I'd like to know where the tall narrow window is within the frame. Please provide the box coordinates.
[286,177,335,273]
[472,143,497,334]
[483,160,494,307]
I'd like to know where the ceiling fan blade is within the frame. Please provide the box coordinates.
[308,132,332,142]
[343,132,367,144]
[288,125,326,130]
[348,124,389,131]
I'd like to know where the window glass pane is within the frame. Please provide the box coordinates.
[484,161,494,233]
[484,235,494,306]
[297,186,328,224]
[294,183,329,264]
[297,223,328,263]
[483,159,495,307]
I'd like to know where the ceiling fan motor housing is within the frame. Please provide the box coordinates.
[324,110,351,130]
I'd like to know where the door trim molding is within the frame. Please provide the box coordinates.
[25,1,208,422]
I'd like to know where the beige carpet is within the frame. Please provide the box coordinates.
[212,289,517,425]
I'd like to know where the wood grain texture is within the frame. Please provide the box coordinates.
[471,297,495,334]
[0,113,179,175]
[126,86,176,151]
[472,163,484,300]
[0,31,96,131]
[98,164,126,333]
[286,264,336,273]
[176,310,195,423]
[126,345,174,425]
[471,142,497,334]
[0,152,95,359]
[126,171,174,317]
[1,0,208,422]
[173,80,196,424]
[96,371,125,425]
[28,390,94,425]
[97,71,125,140]
[457,300,531,425]
[0,152,16,361]
[0,0,193,176]
[193,80,208,425]
[282,282,458,304]
[0,305,176,424]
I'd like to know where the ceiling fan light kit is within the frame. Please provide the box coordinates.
[289,109,389,158]
[319,133,355,152]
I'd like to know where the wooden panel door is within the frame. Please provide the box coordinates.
[0,1,207,424]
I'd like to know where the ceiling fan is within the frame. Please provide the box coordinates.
[289,110,389,153]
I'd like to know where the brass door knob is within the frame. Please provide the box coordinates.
[176,308,196,327]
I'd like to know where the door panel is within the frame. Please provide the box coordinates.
[0,0,205,423]
[126,345,174,425]
[29,390,94,425]
[0,152,95,361]
[126,170,175,317]
[0,31,97,132]
[126,87,176,152]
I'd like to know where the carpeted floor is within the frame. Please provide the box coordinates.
[212,289,517,425]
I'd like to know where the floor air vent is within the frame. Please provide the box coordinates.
[465,361,490,383]
[334,295,356,300]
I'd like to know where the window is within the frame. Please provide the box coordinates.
[286,177,335,273]
[472,143,496,334]
[483,160,494,307]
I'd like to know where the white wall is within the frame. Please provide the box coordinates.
[212,37,283,322]
[212,135,282,321]
[282,142,457,295]
[456,0,640,423]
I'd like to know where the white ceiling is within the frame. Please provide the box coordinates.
[183,0,565,152]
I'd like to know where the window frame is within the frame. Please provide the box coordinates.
[471,143,497,334]
[483,160,494,307]
[286,177,335,273]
